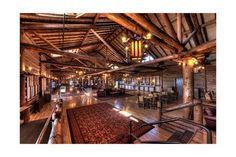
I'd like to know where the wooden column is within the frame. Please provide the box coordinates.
[204,65,207,92]
[194,103,203,124]
[82,77,84,87]
[161,71,164,91]
[182,58,194,119]
[20,75,26,106]
[20,48,26,106]
[157,101,162,122]
[88,76,91,86]
[104,74,108,88]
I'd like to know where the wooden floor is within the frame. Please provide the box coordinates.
[28,87,216,144]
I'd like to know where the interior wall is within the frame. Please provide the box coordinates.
[163,66,182,91]
[162,64,216,93]
[194,64,216,92]
[20,32,53,106]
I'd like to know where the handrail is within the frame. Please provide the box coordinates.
[162,100,201,113]
[129,128,181,144]
[35,109,55,144]
[129,117,212,144]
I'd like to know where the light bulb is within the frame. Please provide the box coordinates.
[145,33,152,39]
[122,36,127,43]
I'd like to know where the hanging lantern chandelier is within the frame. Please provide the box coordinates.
[121,32,152,62]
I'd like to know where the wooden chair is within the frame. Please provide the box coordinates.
[205,91,215,103]
[151,96,158,109]
[144,97,151,109]
[138,95,144,108]
[153,92,158,98]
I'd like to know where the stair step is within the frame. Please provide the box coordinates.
[167,130,194,144]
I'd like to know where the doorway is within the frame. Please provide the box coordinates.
[175,78,183,98]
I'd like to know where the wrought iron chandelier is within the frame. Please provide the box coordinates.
[121,32,152,62]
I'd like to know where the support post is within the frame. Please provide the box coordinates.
[182,58,194,119]
[194,103,203,124]
[157,101,162,122]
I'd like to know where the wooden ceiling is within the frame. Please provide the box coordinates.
[20,13,216,77]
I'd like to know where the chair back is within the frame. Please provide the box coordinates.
[205,92,213,102]
[138,95,144,102]
[148,93,153,97]
[153,93,158,97]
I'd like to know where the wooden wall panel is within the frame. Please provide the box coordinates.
[194,65,216,92]
[163,67,182,90]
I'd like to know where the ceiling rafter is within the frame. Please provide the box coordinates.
[91,28,126,63]
[104,13,176,52]
[125,13,184,52]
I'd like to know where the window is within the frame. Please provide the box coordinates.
[142,54,154,62]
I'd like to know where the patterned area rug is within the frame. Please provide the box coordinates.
[67,103,154,144]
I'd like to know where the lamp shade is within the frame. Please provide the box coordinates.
[130,40,142,61]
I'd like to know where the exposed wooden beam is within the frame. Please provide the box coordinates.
[186,40,215,55]
[191,14,204,44]
[20,14,90,24]
[104,13,176,52]
[125,13,184,52]
[93,14,101,24]
[40,60,107,70]
[32,31,61,51]
[74,58,89,67]
[75,13,86,18]
[81,29,91,46]
[183,29,198,45]
[21,42,105,63]
[96,27,124,52]
[80,14,101,47]
[200,13,209,42]
[176,13,183,43]
[61,42,102,50]
[160,13,178,40]
[21,24,120,32]
[86,40,216,76]
[21,23,92,30]
[90,28,126,62]
[184,14,199,46]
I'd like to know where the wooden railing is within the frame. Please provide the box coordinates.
[129,117,212,144]
[129,100,213,144]
[35,99,63,144]
[35,109,55,144]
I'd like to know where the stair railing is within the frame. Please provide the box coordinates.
[128,117,212,144]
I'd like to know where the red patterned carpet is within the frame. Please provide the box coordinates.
[67,103,154,144]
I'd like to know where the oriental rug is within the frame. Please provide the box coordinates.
[67,103,153,144]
